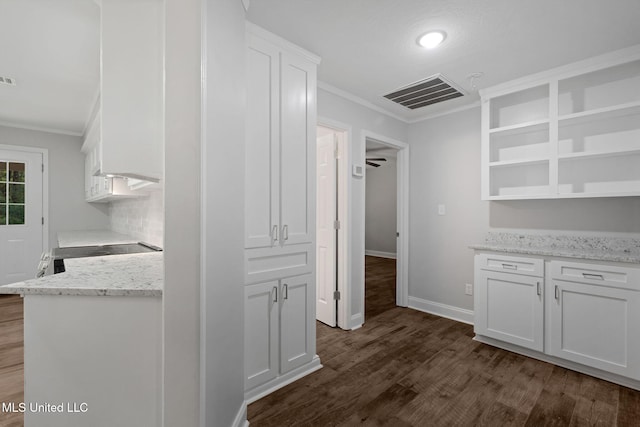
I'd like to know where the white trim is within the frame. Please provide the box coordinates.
[246,22,321,65]
[318,81,408,123]
[407,101,481,124]
[0,144,49,253]
[244,356,322,404]
[475,335,640,391]
[232,402,248,427]
[408,296,474,325]
[364,250,396,259]
[317,117,351,330]
[361,131,409,311]
[0,121,82,137]
[350,313,363,330]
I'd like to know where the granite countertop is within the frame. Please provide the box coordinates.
[57,230,139,248]
[0,252,163,297]
[470,232,640,264]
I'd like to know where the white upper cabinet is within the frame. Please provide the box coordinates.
[481,45,640,200]
[245,24,319,250]
[91,0,163,182]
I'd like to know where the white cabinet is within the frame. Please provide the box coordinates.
[547,260,640,380]
[245,25,317,250]
[86,0,163,183]
[243,23,320,400]
[474,254,544,351]
[244,274,315,391]
[481,46,640,200]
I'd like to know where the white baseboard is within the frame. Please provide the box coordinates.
[350,312,363,330]
[365,250,397,259]
[245,355,322,404]
[232,402,248,427]
[408,296,474,325]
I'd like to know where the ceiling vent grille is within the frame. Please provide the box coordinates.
[383,74,464,109]
[0,76,16,86]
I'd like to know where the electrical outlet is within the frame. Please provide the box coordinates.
[465,283,473,296]
[438,204,446,215]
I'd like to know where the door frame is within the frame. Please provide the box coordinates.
[317,117,351,330]
[361,131,409,310]
[0,144,49,252]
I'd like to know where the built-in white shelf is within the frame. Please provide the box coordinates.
[480,46,640,200]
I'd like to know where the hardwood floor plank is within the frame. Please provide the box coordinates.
[0,296,24,427]
[246,256,640,426]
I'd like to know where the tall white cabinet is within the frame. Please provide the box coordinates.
[244,23,321,402]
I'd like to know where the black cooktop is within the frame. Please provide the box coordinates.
[53,242,162,260]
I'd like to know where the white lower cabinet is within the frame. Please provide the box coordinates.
[245,274,315,392]
[475,269,544,351]
[547,261,640,380]
[475,252,640,388]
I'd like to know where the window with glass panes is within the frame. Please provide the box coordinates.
[0,161,26,225]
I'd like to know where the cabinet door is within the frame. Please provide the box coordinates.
[279,52,316,246]
[547,280,640,380]
[475,270,544,351]
[245,281,279,390]
[245,35,280,249]
[280,274,315,373]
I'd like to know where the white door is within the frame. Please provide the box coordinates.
[0,149,44,285]
[316,133,337,326]
[280,274,315,374]
[244,280,279,390]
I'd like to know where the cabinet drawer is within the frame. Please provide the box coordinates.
[245,243,313,285]
[549,260,640,291]
[476,253,543,277]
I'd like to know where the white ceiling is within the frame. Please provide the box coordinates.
[0,0,99,136]
[247,0,640,122]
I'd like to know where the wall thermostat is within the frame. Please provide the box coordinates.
[352,164,364,177]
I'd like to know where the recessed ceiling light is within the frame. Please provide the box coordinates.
[417,31,447,49]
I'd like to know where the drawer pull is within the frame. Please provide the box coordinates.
[536,282,541,296]
[272,286,278,303]
[502,263,518,270]
[554,285,559,300]
[582,273,604,280]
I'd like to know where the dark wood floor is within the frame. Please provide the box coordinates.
[0,295,24,427]
[248,256,640,426]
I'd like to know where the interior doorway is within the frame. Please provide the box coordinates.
[364,140,399,319]
[315,122,349,329]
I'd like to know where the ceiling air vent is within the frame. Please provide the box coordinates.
[0,76,16,86]
[383,74,464,109]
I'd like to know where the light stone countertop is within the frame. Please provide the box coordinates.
[0,252,163,297]
[57,230,139,248]
[470,232,640,264]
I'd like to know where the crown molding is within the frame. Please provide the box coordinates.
[0,121,82,137]
[317,81,409,123]
[406,101,481,124]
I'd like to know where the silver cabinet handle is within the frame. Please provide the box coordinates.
[582,273,604,280]
[502,263,517,270]
[272,286,278,303]
[536,282,541,296]
[271,225,278,243]
[282,225,289,241]
[283,283,288,300]
[554,285,559,300]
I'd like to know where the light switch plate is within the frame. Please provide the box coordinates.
[465,283,473,295]
[352,164,364,177]
[438,204,446,215]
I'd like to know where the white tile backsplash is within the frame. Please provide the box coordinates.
[109,191,164,248]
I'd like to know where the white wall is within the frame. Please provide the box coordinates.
[0,125,110,247]
[407,106,640,315]
[109,191,163,247]
[318,88,407,328]
[365,157,397,255]
[201,0,246,425]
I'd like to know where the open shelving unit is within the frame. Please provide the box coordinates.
[480,46,640,200]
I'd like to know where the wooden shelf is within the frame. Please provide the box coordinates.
[489,119,549,136]
[558,101,640,127]
[489,158,549,168]
[558,148,640,161]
